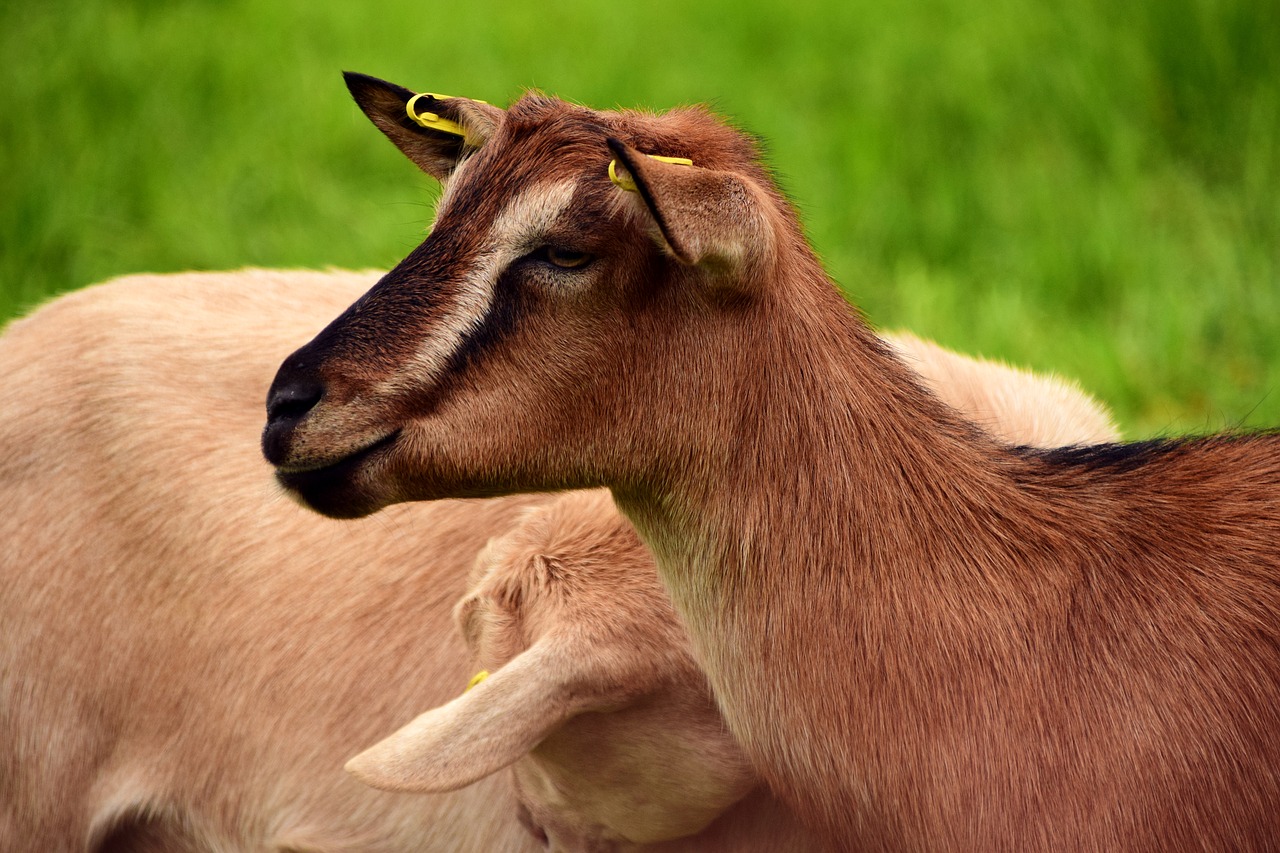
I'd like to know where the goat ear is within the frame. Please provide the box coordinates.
[343,71,503,180]
[345,637,603,793]
[606,138,771,272]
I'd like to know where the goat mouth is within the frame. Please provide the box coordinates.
[274,431,401,518]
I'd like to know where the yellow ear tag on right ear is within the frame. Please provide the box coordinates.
[465,670,490,692]
[608,154,695,193]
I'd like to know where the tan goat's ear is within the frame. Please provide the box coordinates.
[606,137,771,272]
[343,71,503,180]
[344,637,602,793]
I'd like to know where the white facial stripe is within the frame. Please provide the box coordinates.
[490,178,579,252]
[377,178,581,396]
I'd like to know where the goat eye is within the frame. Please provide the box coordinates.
[537,246,593,270]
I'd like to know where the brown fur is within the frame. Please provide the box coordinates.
[264,78,1280,850]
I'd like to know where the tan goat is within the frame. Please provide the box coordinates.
[0,267,1106,852]
[347,339,1118,852]
[262,75,1280,851]
[0,269,542,852]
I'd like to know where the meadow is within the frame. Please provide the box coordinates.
[2,0,1276,437]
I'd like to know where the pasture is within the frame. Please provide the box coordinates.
[1,0,1276,436]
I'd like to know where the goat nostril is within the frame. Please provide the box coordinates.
[262,372,326,466]
[266,379,324,423]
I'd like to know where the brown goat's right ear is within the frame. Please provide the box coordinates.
[344,637,609,793]
[343,71,503,180]
[606,138,772,272]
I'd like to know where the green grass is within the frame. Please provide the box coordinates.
[2,0,1277,437]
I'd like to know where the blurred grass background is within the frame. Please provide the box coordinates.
[1,0,1276,437]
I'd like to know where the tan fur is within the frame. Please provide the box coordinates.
[423,488,814,852]
[0,270,543,852]
[347,336,1115,851]
[883,332,1118,446]
[264,80,1280,851]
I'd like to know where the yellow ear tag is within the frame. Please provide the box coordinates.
[609,155,694,192]
[465,670,490,691]
[406,92,468,138]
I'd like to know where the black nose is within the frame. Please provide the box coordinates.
[262,368,325,465]
[266,377,324,423]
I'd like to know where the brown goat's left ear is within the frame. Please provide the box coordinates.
[606,138,771,272]
[344,71,503,180]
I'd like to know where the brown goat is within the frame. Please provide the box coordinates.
[262,75,1280,850]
